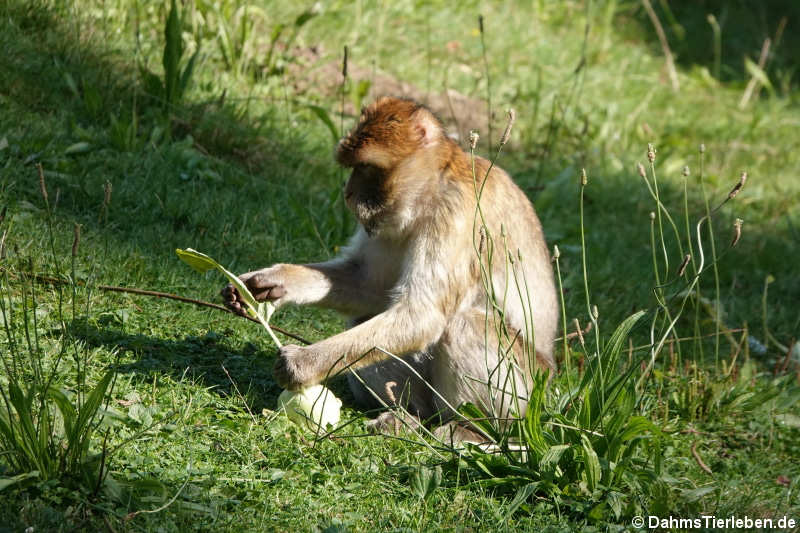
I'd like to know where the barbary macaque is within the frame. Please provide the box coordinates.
[222,97,558,437]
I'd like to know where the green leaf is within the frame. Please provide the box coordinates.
[409,465,442,501]
[599,310,646,382]
[503,482,538,519]
[64,141,92,155]
[0,471,39,492]
[581,434,601,492]
[607,490,623,520]
[175,248,255,309]
[175,248,280,347]
[539,444,570,471]
[456,402,500,443]
[163,0,183,106]
[618,416,656,443]
[294,8,318,28]
[744,57,773,93]
[307,105,339,143]
[179,47,201,99]
[350,80,371,116]
[47,387,78,438]
[682,485,715,502]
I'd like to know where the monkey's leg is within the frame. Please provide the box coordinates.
[347,351,436,431]
[431,309,533,432]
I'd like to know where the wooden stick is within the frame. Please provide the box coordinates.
[13,271,313,345]
[642,0,680,92]
[691,440,713,475]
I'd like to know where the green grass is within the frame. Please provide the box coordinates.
[1,0,799,530]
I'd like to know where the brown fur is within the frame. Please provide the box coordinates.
[222,97,558,435]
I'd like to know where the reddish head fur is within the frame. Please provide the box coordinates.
[336,97,443,169]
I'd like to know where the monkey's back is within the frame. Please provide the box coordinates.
[464,159,559,367]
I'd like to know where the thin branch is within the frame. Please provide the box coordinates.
[124,473,191,521]
[641,0,680,91]
[12,271,312,345]
[739,38,771,109]
[691,440,713,475]
[554,320,593,343]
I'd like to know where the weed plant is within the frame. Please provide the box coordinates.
[0,169,118,497]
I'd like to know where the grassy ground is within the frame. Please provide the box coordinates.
[1,0,799,531]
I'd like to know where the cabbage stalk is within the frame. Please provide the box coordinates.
[278,385,342,432]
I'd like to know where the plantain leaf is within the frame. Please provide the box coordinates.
[176,248,280,347]
[503,482,538,519]
[307,105,339,143]
[581,434,601,492]
[294,8,318,28]
[409,465,441,501]
[163,0,183,106]
[0,471,39,492]
[179,47,201,99]
[64,142,92,155]
[539,444,570,472]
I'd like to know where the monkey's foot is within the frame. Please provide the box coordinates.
[432,421,488,446]
[365,411,422,436]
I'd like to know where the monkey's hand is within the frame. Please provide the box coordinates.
[273,344,317,390]
[221,267,287,317]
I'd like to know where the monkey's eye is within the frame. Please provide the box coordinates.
[356,162,382,175]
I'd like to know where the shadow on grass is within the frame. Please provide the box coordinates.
[71,319,279,410]
[70,320,356,412]
[0,0,345,258]
[625,0,800,87]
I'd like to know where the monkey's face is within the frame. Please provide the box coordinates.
[335,97,444,236]
[343,163,389,235]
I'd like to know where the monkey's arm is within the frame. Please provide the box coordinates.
[273,244,468,389]
[222,259,386,318]
[275,296,449,389]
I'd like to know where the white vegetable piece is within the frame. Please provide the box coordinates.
[278,385,342,433]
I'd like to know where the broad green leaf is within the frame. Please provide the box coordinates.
[456,402,500,443]
[307,105,339,143]
[47,387,78,438]
[682,485,715,502]
[350,80,371,115]
[179,47,201,98]
[618,416,657,442]
[607,490,623,520]
[176,248,280,347]
[64,142,92,155]
[581,434,601,492]
[539,444,570,471]
[294,7,318,28]
[0,471,39,492]
[503,482,538,519]
[409,465,442,501]
[67,371,114,452]
[599,310,646,384]
[163,0,183,106]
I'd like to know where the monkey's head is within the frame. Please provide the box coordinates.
[336,97,445,235]
[336,97,444,170]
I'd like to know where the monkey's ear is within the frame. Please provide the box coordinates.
[411,109,442,148]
